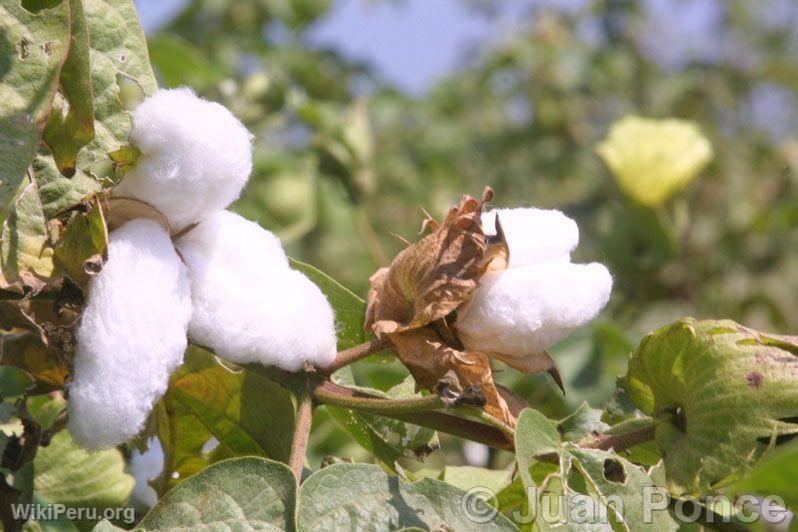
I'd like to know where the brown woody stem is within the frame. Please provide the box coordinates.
[288,379,313,482]
[321,337,392,375]
[310,380,513,450]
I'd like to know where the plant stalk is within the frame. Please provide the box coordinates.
[585,423,656,452]
[288,379,313,482]
[321,337,392,375]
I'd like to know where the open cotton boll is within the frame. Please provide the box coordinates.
[68,219,192,450]
[482,208,579,268]
[113,88,253,230]
[455,261,612,357]
[176,211,337,371]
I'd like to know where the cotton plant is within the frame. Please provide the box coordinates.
[68,89,337,449]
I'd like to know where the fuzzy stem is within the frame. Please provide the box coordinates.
[310,380,513,450]
[289,381,313,482]
[321,337,392,375]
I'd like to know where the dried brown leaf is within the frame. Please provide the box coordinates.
[389,328,517,427]
[365,188,506,336]
[104,196,171,235]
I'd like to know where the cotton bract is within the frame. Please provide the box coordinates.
[455,208,612,357]
[113,88,253,230]
[176,210,338,371]
[68,220,192,450]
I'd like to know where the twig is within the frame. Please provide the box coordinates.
[310,379,513,450]
[288,379,313,482]
[321,337,392,375]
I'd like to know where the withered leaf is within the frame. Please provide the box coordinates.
[389,328,520,428]
[104,196,171,235]
[1,332,68,392]
[365,188,507,337]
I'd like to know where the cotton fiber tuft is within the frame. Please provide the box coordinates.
[176,210,338,371]
[68,219,192,450]
[113,88,253,230]
[481,208,578,268]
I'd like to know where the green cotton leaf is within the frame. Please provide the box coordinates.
[731,440,798,511]
[626,318,798,495]
[42,0,95,177]
[138,457,297,531]
[297,463,518,531]
[34,431,134,522]
[558,402,610,443]
[513,409,678,531]
[289,258,368,350]
[0,1,69,209]
[0,181,55,289]
[156,347,296,494]
[54,196,107,287]
[326,370,439,468]
[597,116,712,207]
[439,465,513,494]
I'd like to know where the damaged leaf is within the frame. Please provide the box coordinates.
[365,187,505,336]
[54,195,108,286]
[626,318,798,495]
[0,181,55,291]
[1,332,67,391]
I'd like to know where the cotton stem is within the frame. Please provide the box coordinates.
[321,337,392,375]
[289,379,313,482]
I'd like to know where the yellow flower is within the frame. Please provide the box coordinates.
[598,116,713,207]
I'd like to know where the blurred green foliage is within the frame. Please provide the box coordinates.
[144,0,798,469]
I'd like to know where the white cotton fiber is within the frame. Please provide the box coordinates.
[113,88,253,231]
[455,261,612,356]
[176,210,338,371]
[68,219,192,450]
[130,438,164,507]
[482,208,579,268]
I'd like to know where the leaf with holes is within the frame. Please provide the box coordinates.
[54,195,107,287]
[626,318,798,495]
[139,457,297,531]
[298,463,517,531]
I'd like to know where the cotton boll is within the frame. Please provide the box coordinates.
[176,211,337,371]
[68,219,192,450]
[455,261,612,357]
[482,208,579,268]
[114,88,253,230]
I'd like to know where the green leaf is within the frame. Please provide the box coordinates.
[0,1,69,209]
[157,347,296,493]
[53,196,107,286]
[597,116,712,207]
[326,371,438,468]
[138,457,297,531]
[440,465,512,494]
[513,409,678,531]
[297,463,518,531]
[0,181,54,289]
[289,258,367,350]
[1,332,67,391]
[34,431,134,523]
[731,440,798,511]
[42,0,95,177]
[626,318,798,495]
[558,402,609,444]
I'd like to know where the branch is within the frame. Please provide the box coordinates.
[288,379,313,482]
[310,379,513,450]
[321,337,392,375]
